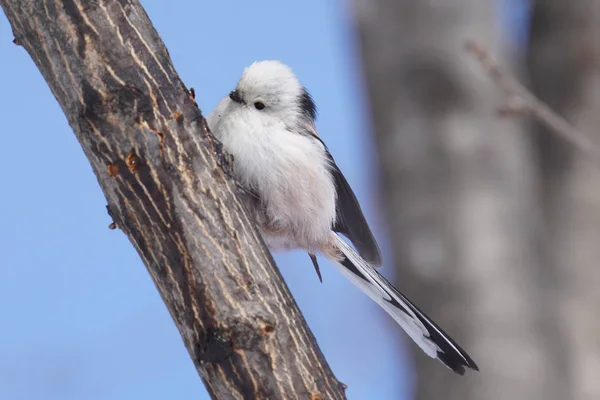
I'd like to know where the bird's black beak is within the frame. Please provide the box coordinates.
[229,89,245,104]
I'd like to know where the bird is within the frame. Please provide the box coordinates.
[206,60,479,375]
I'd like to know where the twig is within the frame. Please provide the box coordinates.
[465,40,600,166]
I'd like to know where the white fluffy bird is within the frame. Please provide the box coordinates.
[206,60,479,375]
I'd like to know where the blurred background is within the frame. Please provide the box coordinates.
[0,0,598,399]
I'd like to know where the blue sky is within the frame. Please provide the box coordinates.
[0,1,526,399]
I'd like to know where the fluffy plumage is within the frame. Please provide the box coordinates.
[206,60,478,375]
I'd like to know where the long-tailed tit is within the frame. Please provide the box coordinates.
[206,60,479,375]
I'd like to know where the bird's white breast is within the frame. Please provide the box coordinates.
[208,102,337,253]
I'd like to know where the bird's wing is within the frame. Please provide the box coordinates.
[300,123,382,267]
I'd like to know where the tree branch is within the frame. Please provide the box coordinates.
[0,1,345,399]
[465,40,600,166]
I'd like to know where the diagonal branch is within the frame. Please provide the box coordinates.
[0,0,346,399]
[465,40,600,167]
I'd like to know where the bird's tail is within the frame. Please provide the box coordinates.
[329,233,479,375]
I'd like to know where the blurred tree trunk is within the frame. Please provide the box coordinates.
[353,1,567,399]
[527,1,600,399]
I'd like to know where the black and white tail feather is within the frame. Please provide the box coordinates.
[330,233,479,375]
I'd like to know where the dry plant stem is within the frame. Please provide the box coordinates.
[466,40,600,166]
[0,0,346,399]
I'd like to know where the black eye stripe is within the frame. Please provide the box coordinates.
[299,87,317,121]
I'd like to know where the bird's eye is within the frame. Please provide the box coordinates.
[254,101,265,110]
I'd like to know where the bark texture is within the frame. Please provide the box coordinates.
[353,1,567,399]
[0,1,346,399]
[528,2,600,399]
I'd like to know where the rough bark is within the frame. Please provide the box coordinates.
[352,1,566,399]
[0,1,346,399]
[528,2,600,399]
